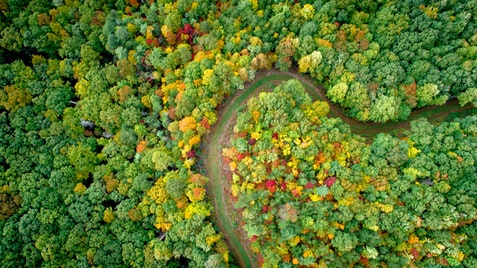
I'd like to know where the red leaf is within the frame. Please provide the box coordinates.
[281,182,287,191]
[237,153,246,160]
[186,150,196,158]
[222,156,230,165]
[265,180,276,188]
[257,254,264,266]
[411,248,419,259]
[268,185,277,194]
[234,131,247,138]
[200,118,210,129]
[291,189,300,197]
[360,256,369,266]
[183,24,193,34]
[256,182,266,191]
[325,177,336,187]
[305,182,314,189]
[265,180,277,193]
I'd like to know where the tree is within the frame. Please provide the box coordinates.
[0,85,32,112]
[275,37,296,71]
[298,50,322,73]
[165,171,187,200]
[150,145,174,172]
[332,231,359,253]
[344,82,370,119]
[67,143,98,180]
[458,88,477,107]
[370,133,408,168]
[1,0,476,266]
[416,83,443,107]
[327,82,348,103]
[0,26,23,52]
[369,94,400,123]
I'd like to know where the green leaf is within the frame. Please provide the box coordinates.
[315,185,329,197]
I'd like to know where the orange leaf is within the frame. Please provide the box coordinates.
[136,140,147,153]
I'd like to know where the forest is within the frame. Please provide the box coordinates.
[224,81,477,267]
[0,0,476,267]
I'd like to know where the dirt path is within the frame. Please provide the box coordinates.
[201,69,475,267]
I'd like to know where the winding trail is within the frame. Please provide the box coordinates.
[201,70,475,267]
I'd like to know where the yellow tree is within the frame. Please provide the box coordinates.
[0,85,32,111]
[179,116,197,132]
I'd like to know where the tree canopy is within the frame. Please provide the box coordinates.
[0,0,476,267]
[224,81,477,267]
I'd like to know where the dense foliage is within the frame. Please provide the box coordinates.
[0,0,476,267]
[224,80,477,267]
[0,1,233,267]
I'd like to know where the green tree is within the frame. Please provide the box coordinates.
[369,94,400,123]
[458,88,477,107]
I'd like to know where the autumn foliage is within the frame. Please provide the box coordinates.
[1,0,476,267]
[223,81,477,267]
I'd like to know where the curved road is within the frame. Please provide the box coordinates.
[201,70,474,267]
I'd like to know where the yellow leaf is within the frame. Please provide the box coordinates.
[147,180,168,204]
[408,146,420,158]
[179,116,197,132]
[303,249,314,258]
[375,202,394,213]
[252,110,261,123]
[73,183,87,194]
[294,138,301,146]
[103,207,115,223]
[231,185,240,197]
[184,158,194,169]
[188,135,201,146]
[408,234,420,244]
[229,161,237,171]
[450,251,465,262]
[310,194,321,202]
[289,236,301,247]
[251,131,261,140]
[301,4,315,19]
[332,222,345,230]
[223,251,229,263]
[368,225,379,232]
[206,234,221,246]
